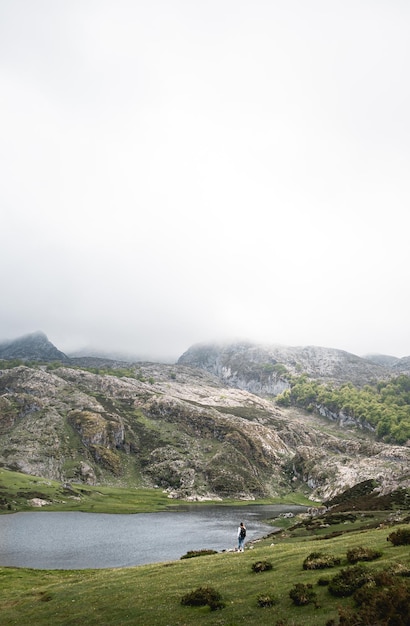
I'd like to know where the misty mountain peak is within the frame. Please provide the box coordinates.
[0,331,68,362]
[177,340,399,388]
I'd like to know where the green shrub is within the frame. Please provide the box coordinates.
[317,577,330,586]
[289,583,317,606]
[180,586,225,611]
[257,593,278,607]
[337,574,410,625]
[251,560,273,573]
[180,549,218,559]
[386,562,410,577]
[303,551,341,570]
[387,526,410,546]
[346,546,382,564]
[328,565,373,597]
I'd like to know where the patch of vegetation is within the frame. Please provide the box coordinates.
[252,560,273,573]
[0,359,26,369]
[214,405,275,422]
[328,565,374,597]
[257,593,278,607]
[346,546,382,564]
[387,562,410,577]
[303,552,341,570]
[180,549,218,560]
[16,490,51,500]
[326,483,410,513]
[335,569,410,625]
[272,363,289,377]
[180,586,225,611]
[325,479,378,507]
[68,365,139,379]
[387,525,410,546]
[289,511,358,536]
[89,445,122,475]
[289,583,317,606]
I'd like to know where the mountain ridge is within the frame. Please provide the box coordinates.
[177,340,410,390]
[2,332,410,375]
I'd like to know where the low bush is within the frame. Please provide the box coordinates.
[387,526,410,546]
[257,593,278,607]
[180,586,225,611]
[303,551,341,570]
[336,572,410,625]
[289,583,317,606]
[180,549,218,559]
[328,565,373,597]
[346,546,382,564]
[387,562,410,577]
[251,560,273,573]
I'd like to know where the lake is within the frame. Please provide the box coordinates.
[0,504,306,569]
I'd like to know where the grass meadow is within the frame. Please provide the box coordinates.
[1,520,409,625]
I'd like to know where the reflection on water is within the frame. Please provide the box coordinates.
[0,504,306,569]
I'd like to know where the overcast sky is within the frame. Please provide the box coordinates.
[1,1,409,361]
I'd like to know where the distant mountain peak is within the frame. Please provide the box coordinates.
[0,331,68,362]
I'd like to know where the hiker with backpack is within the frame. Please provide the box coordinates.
[237,522,246,552]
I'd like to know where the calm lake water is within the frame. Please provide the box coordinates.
[0,505,306,569]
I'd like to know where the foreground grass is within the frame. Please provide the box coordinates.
[1,523,409,625]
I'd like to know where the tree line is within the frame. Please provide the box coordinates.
[276,374,410,445]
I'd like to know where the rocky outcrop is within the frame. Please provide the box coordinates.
[316,404,375,432]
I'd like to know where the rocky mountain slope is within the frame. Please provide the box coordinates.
[1,332,409,503]
[1,358,409,502]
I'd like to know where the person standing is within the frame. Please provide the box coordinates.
[237,522,246,552]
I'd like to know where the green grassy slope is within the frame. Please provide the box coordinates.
[0,468,312,514]
[0,468,174,514]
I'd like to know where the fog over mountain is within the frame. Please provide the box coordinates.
[2,332,410,375]
[1,1,410,361]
